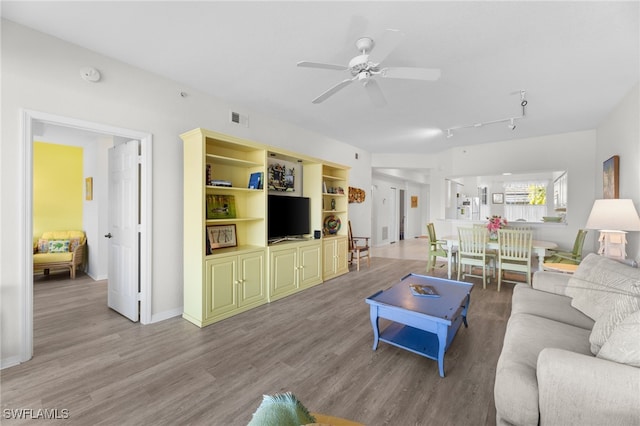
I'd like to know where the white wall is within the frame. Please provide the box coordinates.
[374,131,599,251]
[596,84,640,261]
[0,21,372,366]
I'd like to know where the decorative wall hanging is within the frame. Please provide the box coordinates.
[603,155,619,199]
[348,186,366,203]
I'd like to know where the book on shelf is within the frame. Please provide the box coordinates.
[409,283,440,298]
[248,172,263,189]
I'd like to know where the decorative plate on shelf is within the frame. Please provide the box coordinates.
[324,215,341,234]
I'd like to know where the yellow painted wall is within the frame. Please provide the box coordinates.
[33,142,83,237]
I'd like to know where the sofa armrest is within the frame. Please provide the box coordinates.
[531,271,571,295]
[537,348,640,426]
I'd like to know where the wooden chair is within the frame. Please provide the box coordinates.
[497,229,533,292]
[457,227,492,289]
[427,223,457,272]
[348,220,370,271]
[544,229,588,265]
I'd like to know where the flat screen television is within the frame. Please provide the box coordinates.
[268,195,310,243]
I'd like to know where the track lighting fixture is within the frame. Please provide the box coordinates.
[445,90,527,138]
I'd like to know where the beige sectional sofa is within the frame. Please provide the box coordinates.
[494,253,640,426]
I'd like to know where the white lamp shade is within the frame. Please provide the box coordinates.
[585,199,640,231]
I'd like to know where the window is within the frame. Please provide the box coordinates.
[504,181,548,222]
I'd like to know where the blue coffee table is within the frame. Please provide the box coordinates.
[365,273,473,377]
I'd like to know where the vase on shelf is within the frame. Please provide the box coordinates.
[489,230,498,241]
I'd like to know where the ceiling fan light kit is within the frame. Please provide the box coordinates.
[297,29,441,106]
[446,90,528,138]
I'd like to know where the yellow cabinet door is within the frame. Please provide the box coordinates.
[270,247,298,298]
[238,251,266,308]
[205,256,238,319]
[335,236,349,276]
[322,239,337,279]
[299,243,322,288]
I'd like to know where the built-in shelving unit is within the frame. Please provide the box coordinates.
[181,128,350,328]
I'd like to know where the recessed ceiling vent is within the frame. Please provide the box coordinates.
[230,111,249,127]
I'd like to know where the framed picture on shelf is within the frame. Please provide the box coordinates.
[207,224,237,250]
[603,155,619,199]
[206,194,237,219]
[492,193,504,204]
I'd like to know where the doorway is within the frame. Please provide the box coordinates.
[399,189,405,241]
[20,109,153,363]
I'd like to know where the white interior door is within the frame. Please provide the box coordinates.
[107,141,139,321]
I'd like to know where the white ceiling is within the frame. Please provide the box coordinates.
[2,1,639,154]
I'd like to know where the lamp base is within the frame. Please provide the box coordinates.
[597,230,627,261]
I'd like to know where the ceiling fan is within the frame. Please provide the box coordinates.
[297,29,441,106]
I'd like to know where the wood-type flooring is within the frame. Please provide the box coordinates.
[2,243,516,425]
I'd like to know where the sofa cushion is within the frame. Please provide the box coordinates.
[41,231,86,244]
[48,240,70,253]
[494,313,592,426]
[596,310,640,367]
[511,284,594,330]
[33,252,73,263]
[566,254,640,320]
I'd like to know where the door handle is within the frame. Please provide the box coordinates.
[105,233,113,239]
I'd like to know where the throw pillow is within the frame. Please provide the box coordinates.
[568,254,640,320]
[48,240,70,253]
[248,393,316,426]
[596,310,640,367]
[590,292,640,354]
[69,238,81,252]
[37,238,49,254]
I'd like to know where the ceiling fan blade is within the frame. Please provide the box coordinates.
[312,77,355,104]
[297,61,348,71]
[368,29,404,65]
[364,79,387,107]
[380,67,441,81]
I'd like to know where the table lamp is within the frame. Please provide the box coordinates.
[585,199,640,261]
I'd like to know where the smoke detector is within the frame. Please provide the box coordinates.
[80,67,101,83]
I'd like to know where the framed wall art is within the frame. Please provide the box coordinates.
[603,155,619,199]
[207,224,237,250]
[85,177,93,201]
[492,193,504,204]
[206,194,237,219]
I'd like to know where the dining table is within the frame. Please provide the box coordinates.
[441,235,558,280]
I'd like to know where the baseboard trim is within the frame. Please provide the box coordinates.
[150,307,182,324]
[1,355,23,370]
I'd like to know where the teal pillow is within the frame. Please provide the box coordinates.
[248,393,316,426]
[48,240,70,253]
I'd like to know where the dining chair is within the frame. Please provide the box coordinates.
[497,229,533,292]
[473,224,497,276]
[348,220,370,271]
[457,227,492,289]
[426,223,457,272]
[544,229,588,265]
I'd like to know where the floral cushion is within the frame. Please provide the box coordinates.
[37,238,49,253]
[48,240,70,253]
[69,238,82,252]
